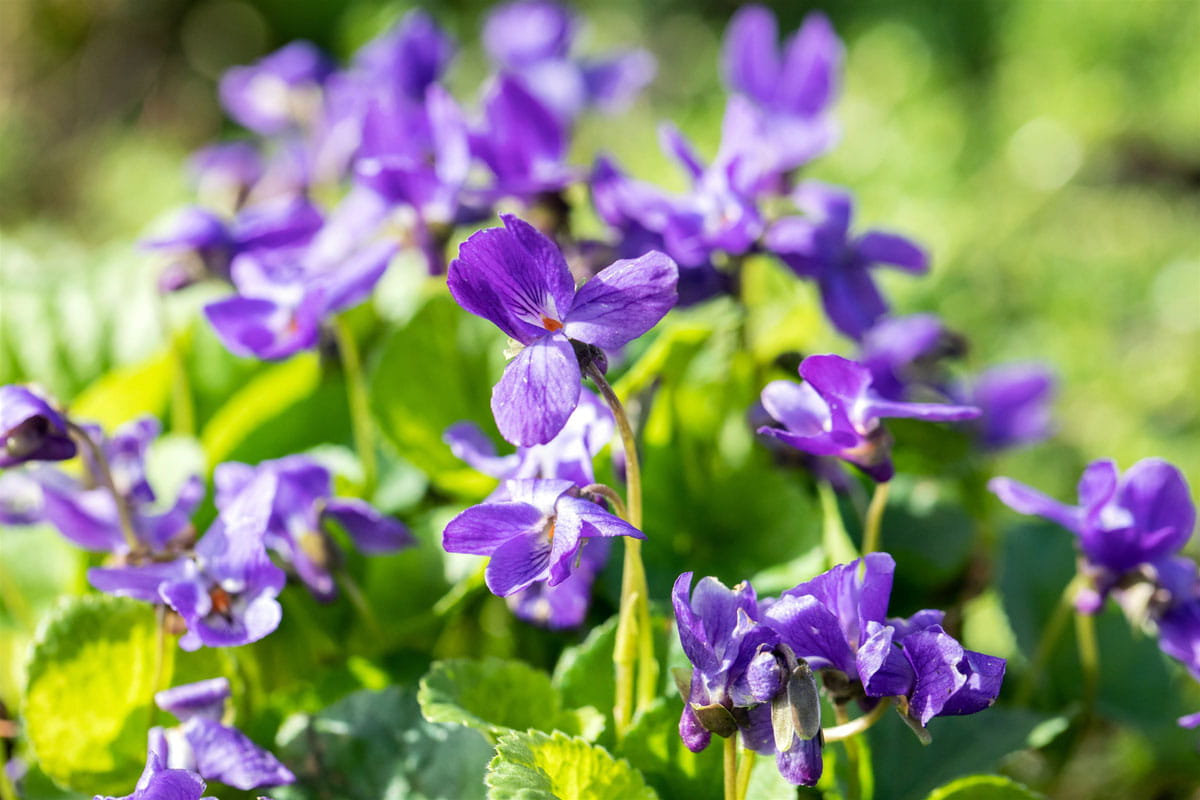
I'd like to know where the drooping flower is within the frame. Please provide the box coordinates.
[154,678,294,790]
[89,472,286,650]
[765,183,928,340]
[447,213,677,446]
[213,454,413,600]
[442,478,643,597]
[1,385,76,468]
[94,728,206,800]
[482,0,655,121]
[990,459,1195,613]
[757,354,980,481]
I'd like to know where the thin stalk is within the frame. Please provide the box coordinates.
[338,567,384,642]
[149,604,169,727]
[67,421,141,553]
[1075,608,1099,716]
[1016,573,1085,705]
[157,301,195,437]
[735,748,756,800]
[833,704,863,800]
[581,483,628,519]
[817,481,859,568]
[332,317,378,498]
[723,734,738,800]
[861,480,890,556]
[585,363,655,738]
[823,697,892,742]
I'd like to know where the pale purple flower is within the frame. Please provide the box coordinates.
[94,729,206,800]
[447,214,677,446]
[155,678,294,790]
[965,364,1056,451]
[757,354,980,481]
[442,478,643,597]
[766,183,928,340]
[220,41,332,135]
[214,455,413,601]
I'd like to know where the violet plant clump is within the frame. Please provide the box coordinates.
[2,2,1197,799]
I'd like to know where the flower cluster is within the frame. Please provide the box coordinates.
[673,553,1006,785]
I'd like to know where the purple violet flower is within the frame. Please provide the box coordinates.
[155,678,294,790]
[447,213,677,446]
[964,363,1056,451]
[442,478,643,597]
[472,76,575,201]
[1,385,76,468]
[858,314,957,402]
[765,183,928,341]
[482,0,655,120]
[214,455,413,601]
[89,472,286,650]
[990,458,1195,613]
[446,390,615,628]
[757,354,980,481]
[220,41,333,136]
[94,729,206,800]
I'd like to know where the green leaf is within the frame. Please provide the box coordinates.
[272,686,492,800]
[69,347,173,430]
[199,352,321,465]
[419,657,604,741]
[22,595,162,794]
[924,774,1047,800]
[616,697,722,800]
[486,730,659,800]
[369,292,504,496]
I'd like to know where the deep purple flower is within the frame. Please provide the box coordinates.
[766,183,928,340]
[722,6,842,122]
[990,459,1195,612]
[89,473,286,650]
[765,553,1005,728]
[507,538,611,629]
[214,455,413,600]
[1,385,76,468]
[220,41,332,135]
[858,314,955,402]
[757,354,980,481]
[965,364,1056,451]
[442,478,643,596]
[155,678,294,790]
[448,214,677,446]
[354,9,455,103]
[94,729,206,800]
[482,0,655,120]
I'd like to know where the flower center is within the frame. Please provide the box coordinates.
[209,586,234,618]
[541,316,563,332]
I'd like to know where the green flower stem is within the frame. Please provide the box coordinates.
[817,481,859,568]
[1016,572,1086,705]
[149,604,169,727]
[833,703,864,800]
[861,480,890,556]
[1075,607,1099,715]
[338,566,384,642]
[735,747,756,800]
[585,363,656,739]
[724,734,738,800]
[66,421,141,554]
[332,316,378,498]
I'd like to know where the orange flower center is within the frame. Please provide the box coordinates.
[541,316,563,332]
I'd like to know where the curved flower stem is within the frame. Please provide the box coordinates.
[585,363,656,739]
[581,483,629,519]
[1075,608,1099,716]
[66,421,141,554]
[723,734,738,800]
[822,696,892,742]
[149,604,169,727]
[338,566,384,642]
[1016,573,1086,705]
[332,316,378,498]
[861,480,890,556]
[735,747,756,800]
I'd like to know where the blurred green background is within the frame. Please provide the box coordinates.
[1,1,1198,798]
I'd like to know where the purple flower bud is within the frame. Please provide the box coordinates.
[1,385,76,468]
